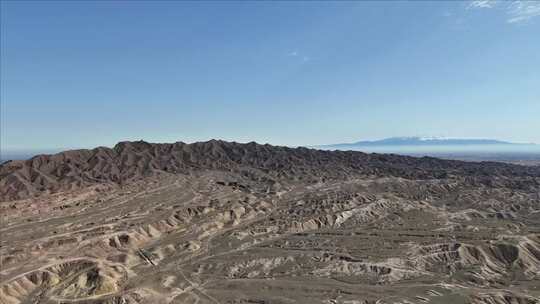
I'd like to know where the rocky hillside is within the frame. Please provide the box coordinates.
[1,140,539,202]
[2,140,540,304]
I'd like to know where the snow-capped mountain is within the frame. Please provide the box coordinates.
[315,137,535,149]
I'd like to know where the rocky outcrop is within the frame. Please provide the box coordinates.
[2,140,539,201]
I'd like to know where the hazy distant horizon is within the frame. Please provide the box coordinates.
[319,143,540,151]
[3,137,540,163]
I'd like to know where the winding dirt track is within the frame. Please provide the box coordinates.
[1,141,540,304]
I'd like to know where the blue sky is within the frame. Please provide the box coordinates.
[1,0,539,150]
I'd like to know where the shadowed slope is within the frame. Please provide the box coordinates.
[1,140,539,202]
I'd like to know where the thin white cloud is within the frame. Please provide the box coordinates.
[466,0,540,23]
[287,51,310,63]
[507,1,540,23]
[287,51,299,57]
[468,0,497,9]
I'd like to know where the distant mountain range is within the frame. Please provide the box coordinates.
[1,139,539,202]
[315,137,536,149]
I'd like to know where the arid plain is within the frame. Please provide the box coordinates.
[1,140,539,304]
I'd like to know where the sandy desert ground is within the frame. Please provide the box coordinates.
[1,140,539,304]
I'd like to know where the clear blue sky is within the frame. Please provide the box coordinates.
[1,1,539,150]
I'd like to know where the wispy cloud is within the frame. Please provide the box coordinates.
[287,50,310,63]
[466,0,540,23]
[468,0,497,9]
[288,51,299,57]
[507,1,540,23]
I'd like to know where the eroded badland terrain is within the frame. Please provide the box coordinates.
[1,140,539,304]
